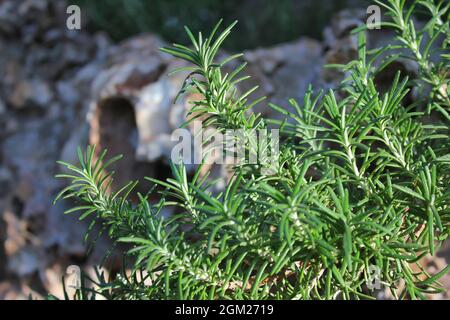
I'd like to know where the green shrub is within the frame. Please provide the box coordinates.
[74,0,370,50]
[55,0,449,299]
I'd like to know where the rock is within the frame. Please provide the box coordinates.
[0,281,36,300]
[328,9,366,41]
[86,35,190,194]
[245,48,284,75]
[43,201,88,257]
[134,76,187,162]
[323,36,359,83]
[0,0,111,298]
[90,35,167,100]
[9,79,53,109]
[3,208,27,256]
[0,168,12,202]
[56,81,79,106]
[7,247,42,277]
[243,38,323,119]
[0,98,5,114]
[59,123,90,172]
[0,1,17,35]
[0,206,6,280]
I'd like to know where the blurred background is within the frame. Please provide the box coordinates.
[73,0,370,50]
[0,0,448,299]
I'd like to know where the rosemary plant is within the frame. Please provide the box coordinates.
[374,0,450,120]
[54,0,449,300]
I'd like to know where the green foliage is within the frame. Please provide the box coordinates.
[373,0,450,120]
[74,0,369,50]
[55,0,449,300]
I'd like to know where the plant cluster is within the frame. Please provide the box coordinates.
[54,0,449,300]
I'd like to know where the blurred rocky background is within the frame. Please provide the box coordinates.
[0,0,448,299]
